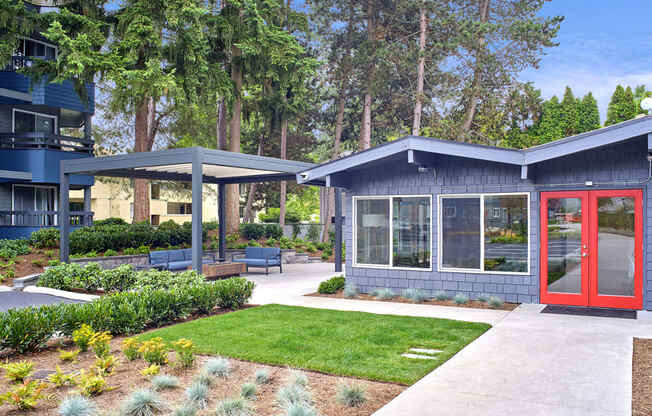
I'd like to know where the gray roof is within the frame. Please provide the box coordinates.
[297,115,652,185]
[62,146,315,184]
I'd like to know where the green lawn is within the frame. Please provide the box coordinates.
[140,304,490,384]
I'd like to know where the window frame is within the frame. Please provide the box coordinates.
[12,108,58,134]
[437,192,530,276]
[17,37,58,60]
[352,194,433,271]
[11,184,58,226]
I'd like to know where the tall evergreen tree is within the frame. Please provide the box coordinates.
[534,95,563,144]
[560,86,579,136]
[605,84,637,126]
[578,92,600,132]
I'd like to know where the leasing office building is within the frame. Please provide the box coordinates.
[297,116,652,310]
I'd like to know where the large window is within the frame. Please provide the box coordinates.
[167,202,192,215]
[13,110,57,134]
[439,193,529,274]
[354,196,431,269]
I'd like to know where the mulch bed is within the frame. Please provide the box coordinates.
[308,290,518,311]
[633,337,652,415]
[1,249,59,286]
[0,332,404,415]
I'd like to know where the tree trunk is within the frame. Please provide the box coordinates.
[412,5,427,136]
[458,0,490,142]
[244,135,264,223]
[217,99,227,150]
[133,96,154,223]
[359,0,374,151]
[226,45,242,234]
[278,117,288,228]
[322,84,346,242]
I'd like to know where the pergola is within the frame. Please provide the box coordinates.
[59,147,343,272]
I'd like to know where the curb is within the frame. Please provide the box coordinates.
[23,286,99,302]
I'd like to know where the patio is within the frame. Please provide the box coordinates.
[58,147,344,272]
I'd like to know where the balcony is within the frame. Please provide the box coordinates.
[0,132,94,154]
[3,55,49,72]
[0,210,93,227]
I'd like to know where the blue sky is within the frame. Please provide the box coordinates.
[521,1,652,121]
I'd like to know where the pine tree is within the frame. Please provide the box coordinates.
[578,92,600,132]
[534,96,563,144]
[606,85,637,125]
[560,86,579,136]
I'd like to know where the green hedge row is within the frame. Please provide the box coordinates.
[0,278,255,354]
[37,263,205,293]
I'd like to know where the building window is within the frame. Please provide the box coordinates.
[151,183,161,200]
[16,38,57,60]
[167,202,192,215]
[13,109,57,134]
[438,193,529,274]
[354,195,431,270]
[12,185,57,226]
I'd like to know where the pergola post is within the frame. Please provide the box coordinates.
[218,183,226,261]
[334,188,342,272]
[191,150,203,271]
[83,186,92,225]
[59,170,70,263]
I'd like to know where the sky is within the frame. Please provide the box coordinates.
[520,0,652,121]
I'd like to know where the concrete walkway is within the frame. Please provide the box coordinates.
[0,291,84,312]
[246,263,652,416]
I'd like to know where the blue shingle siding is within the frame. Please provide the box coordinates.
[344,135,651,309]
[345,155,539,304]
[0,73,93,114]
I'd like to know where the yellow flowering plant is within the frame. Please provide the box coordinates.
[171,338,195,368]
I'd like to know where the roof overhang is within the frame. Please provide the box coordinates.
[297,115,652,185]
[62,147,315,184]
[0,170,32,181]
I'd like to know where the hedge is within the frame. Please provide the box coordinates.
[318,275,346,294]
[0,278,255,354]
[37,263,205,293]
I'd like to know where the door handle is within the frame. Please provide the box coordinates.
[582,252,588,257]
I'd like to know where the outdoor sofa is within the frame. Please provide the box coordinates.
[149,248,217,271]
[232,247,282,275]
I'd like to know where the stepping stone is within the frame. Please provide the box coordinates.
[32,370,56,380]
[409,348,442,355]
[401,353,438,360]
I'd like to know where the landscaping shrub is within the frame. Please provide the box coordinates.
[139,337,169,365]
[264,223,283,239]
[57,395,98,416]
[287,370,308,388]
[104,249,119,257]
[240,382,257,399]
[489,296,504,308]
[281,402,319,416]
[100,264,137,292]
[0,380,50,410]
[277,384,311,407]
[134,269,205,291]
[0,238,31,260]
[30,228,60,248]
[0,305,60,353]
[193,371,215,387]
[171,338,195,368]
[89,331,112,358]
[0,278,254,354]
[258,208,302,224]
[120,389,168,416]
[59,349,80,362]
[1,360,34,382]
[239,223,265,240]
[172,404,197,416]
[204,357,230,377]
[72,324,95,351]
[478,293,490,303]
[215,397,252,416]
[343,284,358,298]
[306,224,320,242]
[454,293,469,305]
[434,290,451,301]
[336,382,366,407]
[212,277,255,309]
[140,365,160,378]
[68,222,199,255]
[75,370,108,397]
[185,382,209,409]
[254,369,270,385]
[374,288,396,300]
[94,217,127,226]
[49,365,76,387]
[403,288,427,303]
[317,276,345,294]
[151,374,179,391]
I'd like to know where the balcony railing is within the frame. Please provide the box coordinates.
[0,211,93,227]
[3,55,51,72]
[0,132,94,154]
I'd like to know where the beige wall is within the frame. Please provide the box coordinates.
[70,180,218,224]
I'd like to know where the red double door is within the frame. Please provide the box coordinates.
[540,190,643,309]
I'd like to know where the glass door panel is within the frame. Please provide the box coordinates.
[540,192,589,306]
[589,190,642,309]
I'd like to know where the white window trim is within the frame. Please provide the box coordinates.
[12,108,58,133]
[11,184,59,226]
[353,194,433,271]
[437,192,530,276]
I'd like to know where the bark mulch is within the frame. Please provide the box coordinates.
[0,335,404,415]
[633,337,652,416]
[308,290,518,311]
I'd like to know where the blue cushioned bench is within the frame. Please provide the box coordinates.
[149,249,217,271]
[232,247,282,275]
